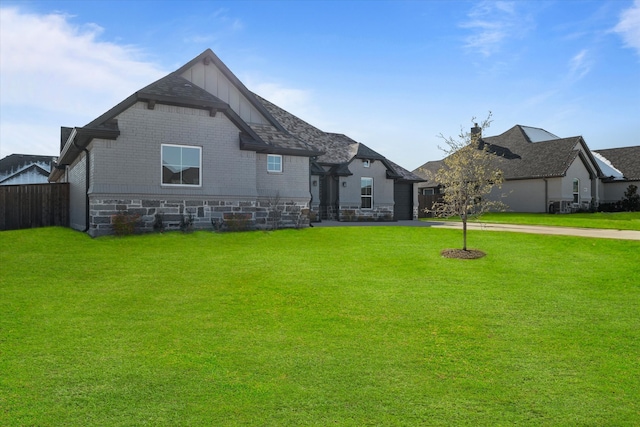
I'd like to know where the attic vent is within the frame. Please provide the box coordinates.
[184,83,192,88]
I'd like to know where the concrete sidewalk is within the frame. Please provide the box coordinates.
[313,220,640,241]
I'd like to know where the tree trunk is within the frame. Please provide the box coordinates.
[462,215,467,251]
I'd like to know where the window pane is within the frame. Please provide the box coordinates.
[267,154,282,172]
[182,167,200,185]
[163,166,181,184]
[182,147,200,167]
[361,197,372,209]
[361,178,372,195]
[162,146,181,166]
[162,145,200,186]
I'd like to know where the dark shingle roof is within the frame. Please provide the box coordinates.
[253,93,422,181]
[254,93,355,164]
[413,125,602,184]
[386,159,425,182]
[138,73,228,108]
[248,124,318,154]
[0,154,55,176]
[413,160,445,186]
[593,146,640,180]
[482,135,584,179]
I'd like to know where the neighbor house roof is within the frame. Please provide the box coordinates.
[414,125,602,186]
[593,146,640,181]
[0,154,55,185]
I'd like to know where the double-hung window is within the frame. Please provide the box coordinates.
[361,177,373,209]
[572,178,579,203]
[267,154,282,173]
[162,144,201,186]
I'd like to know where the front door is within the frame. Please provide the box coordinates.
[320,175,339,220]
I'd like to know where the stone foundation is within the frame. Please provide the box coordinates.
[88,197,310,237]
[338,205,394,222]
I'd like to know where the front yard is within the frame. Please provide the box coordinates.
[1,226,639,425]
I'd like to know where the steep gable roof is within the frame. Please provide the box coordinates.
[138,73,229,110]
[174,49,286,133]
[52,48,417,182]
[482,125,602,179]
[54,59,322,174]
[482,134,586,179]
[594,146,640,180]
[414,125,603,184]
[0,154,54,185]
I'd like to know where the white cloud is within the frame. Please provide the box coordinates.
[250,82,312,114]
[0,7,167,157]
[460,1,530,57]
[569,49,593,81]
[613,0,640,56]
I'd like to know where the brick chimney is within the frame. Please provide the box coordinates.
[471,123,481,146]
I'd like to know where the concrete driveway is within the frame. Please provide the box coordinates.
[313,220,640,241]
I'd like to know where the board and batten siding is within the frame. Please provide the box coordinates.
[181,62,269,125]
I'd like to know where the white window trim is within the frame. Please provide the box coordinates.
[361,177,373,210]
[363,159,370,168]
[267,154,283,173]
[161,144,202,187]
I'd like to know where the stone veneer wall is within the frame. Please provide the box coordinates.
[338,204,394,222]
[89,197,310,237]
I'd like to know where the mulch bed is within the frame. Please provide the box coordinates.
[441,248,486,259]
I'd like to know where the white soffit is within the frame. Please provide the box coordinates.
[592,151,624,180]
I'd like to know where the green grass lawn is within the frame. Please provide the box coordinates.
[425,212,640,231]
[1,226,639,426]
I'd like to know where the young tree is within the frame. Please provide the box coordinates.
[427,112,507,254]
[622,184,640,212]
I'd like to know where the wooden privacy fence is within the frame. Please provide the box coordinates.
[0,183,69,231]
[418,194,444,218]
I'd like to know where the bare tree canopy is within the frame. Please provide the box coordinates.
[425,112,508,252]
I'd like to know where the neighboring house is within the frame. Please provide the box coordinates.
[0,154,55,185]
[414,125,605,213]
[50,49,422,236]
[592,146,640,204]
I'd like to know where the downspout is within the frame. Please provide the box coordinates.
[544,178,548,213]
[73,140,90,232]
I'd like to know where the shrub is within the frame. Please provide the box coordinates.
[152,213,165,233]
[180,210,194,233]
[111,211,140,236]
[622,184,640,212]
[211,217,226,232]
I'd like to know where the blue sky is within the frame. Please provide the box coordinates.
[1,0,639,170]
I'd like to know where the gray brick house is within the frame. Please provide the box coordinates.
[50,49,422,236]
[593,146,640,204]
[414,125,606,213]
